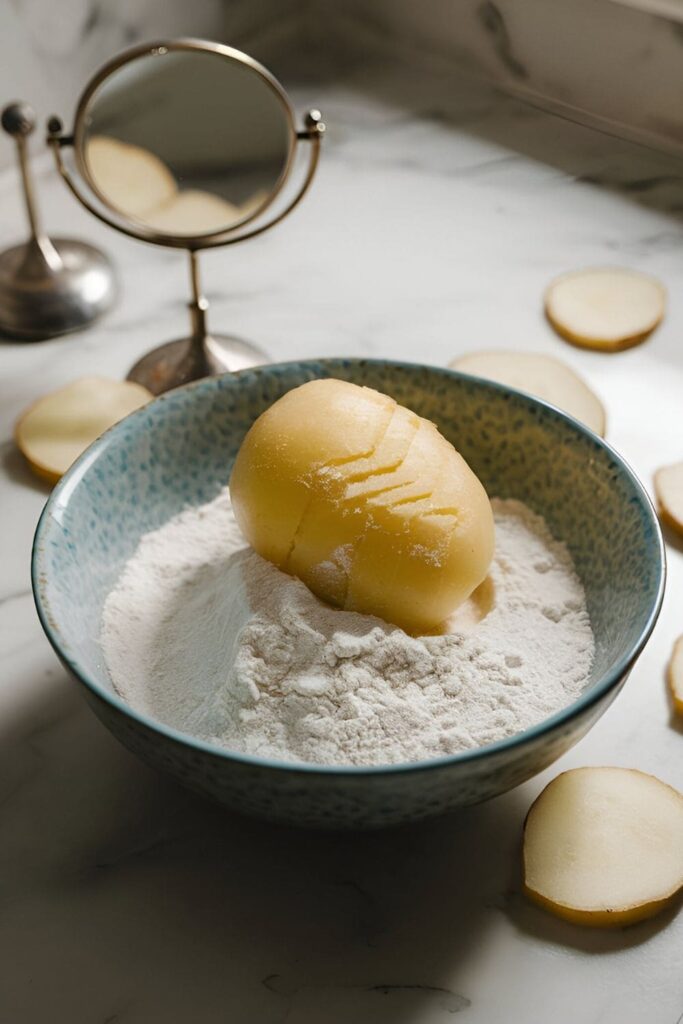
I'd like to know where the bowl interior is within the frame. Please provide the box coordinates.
[34,358,664,753]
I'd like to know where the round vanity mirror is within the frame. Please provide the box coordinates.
[76,44,295,241]
[48,39,324,394]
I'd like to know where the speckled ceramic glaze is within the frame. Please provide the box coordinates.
[32,359,665,828]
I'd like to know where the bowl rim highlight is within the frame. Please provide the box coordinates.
[31,358,666,777]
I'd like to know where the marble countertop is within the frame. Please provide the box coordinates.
[2,56,683,1024]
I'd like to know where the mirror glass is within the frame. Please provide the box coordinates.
[79,47,293,237]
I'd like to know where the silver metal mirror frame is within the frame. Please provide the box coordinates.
[47,38,325,252]
[72,39,297,245]
[44,37,325,393]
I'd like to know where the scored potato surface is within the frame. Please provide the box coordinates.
[229,378,494,634]
[668,636,683,716]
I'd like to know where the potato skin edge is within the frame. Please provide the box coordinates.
[656,504,683,536]
[20,455,61,485]
[13,378,152,488]
[544,307,661,353]
[653,468,683,537]
[522,883,682,928]
[667,637,683,716]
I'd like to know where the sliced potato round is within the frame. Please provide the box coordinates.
[449,350,606,436]
[15,377,152,484]
[654,460,683,536]
[545,268,665,352]
[523,767,683,927]
[668,636,683,716]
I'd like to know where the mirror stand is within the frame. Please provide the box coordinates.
[127,249,268,394]
[46,37,325,395]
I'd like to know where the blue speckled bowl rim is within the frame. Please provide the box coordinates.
[32,358,666,777]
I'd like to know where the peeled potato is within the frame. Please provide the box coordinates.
[450,350,606,436]
[86,136,178,220]
[229,378,494,634]
[15,377,151,484]
[545,268,665,352]
[523,767,683,927]
[654,460,683,536]
[668,637,683,716]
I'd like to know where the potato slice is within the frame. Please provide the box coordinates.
[86,135,178,220]
[287,405,420,604]
[668,637,683,716]
[523,767,683,927]
[654,460,683,536]
[450,350,605,436]
[15,377,152,485]
[545,268,665,352]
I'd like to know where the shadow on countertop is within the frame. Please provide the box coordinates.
[0,439,51,496]
[0,649,677,1024]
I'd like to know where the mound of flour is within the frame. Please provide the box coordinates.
[101,491,594,766]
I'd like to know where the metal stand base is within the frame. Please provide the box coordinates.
[0,237,115,340]
[127,332,269,395]
[0,103,116,340]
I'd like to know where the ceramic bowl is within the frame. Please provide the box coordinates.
[32,359,665,828]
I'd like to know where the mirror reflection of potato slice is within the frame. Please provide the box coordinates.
[450,350,606,436]
[239,189,271,218]
[15,377,152,485]
[545,268,665,352]
[668,636,683,716]
[523,767,683,927]
[143,190,242,234]
[86,135,178,219]
[654,460,683,535]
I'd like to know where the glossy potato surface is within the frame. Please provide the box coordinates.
[230,379,494,633]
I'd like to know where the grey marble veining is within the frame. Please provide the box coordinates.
[0,0,301,169]
[1,48,683,1024]
[5,0,683,180]
[326,0,683,157]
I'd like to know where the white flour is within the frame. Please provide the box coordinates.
[101,490,594,766]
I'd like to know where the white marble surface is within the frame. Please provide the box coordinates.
[1,55,683,1024]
